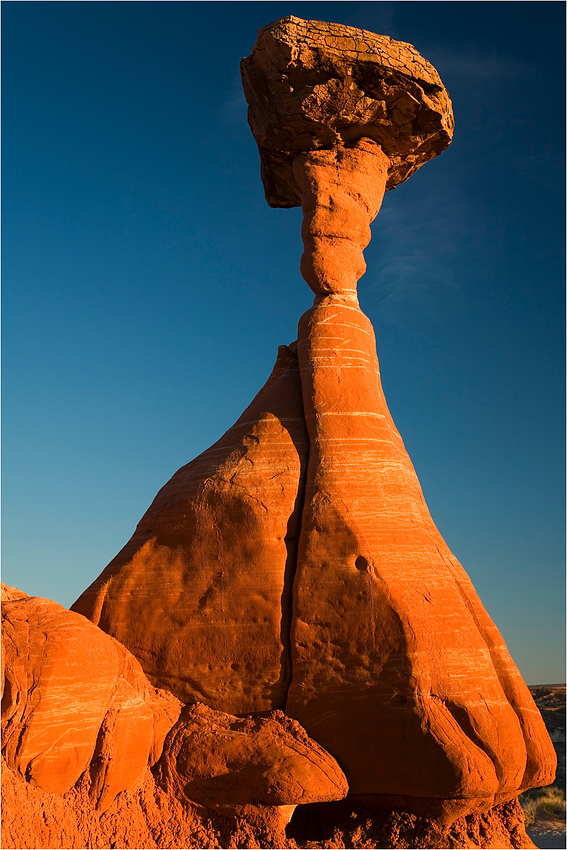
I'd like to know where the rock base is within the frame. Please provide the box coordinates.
[3,757,536,850]
[288,798,536,849]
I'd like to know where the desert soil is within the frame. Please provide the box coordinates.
[527,685,566,849]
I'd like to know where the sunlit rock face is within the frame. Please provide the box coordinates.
[1,586,178,811]
[2,584,348,849]
[240,15,454,206]
[73,344,309,713]
[72,17,555,828]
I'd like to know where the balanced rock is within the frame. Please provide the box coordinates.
[243,15,556,819]
[240,15,454,206]
[68,14,556,840]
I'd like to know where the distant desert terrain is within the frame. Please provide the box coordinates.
[526,685,566,850]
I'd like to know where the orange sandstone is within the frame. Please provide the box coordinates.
[156,702,347,811]
[1,588,179,811]
[242,15,556,818]
[288,291,555,812]
[1,585,348,850]
[73,344,308,712]
[4,15,556,850]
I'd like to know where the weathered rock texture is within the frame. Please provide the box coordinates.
[2,586,348,849]
[69,14,556,837]
[2,754,539,849]
[73,344,308,713]
[293,139,390,297]
[288,797,538,849]
[1,588,181,811]
[286,291,555,817]
[5,15,557,850]
[240,15,454,206]
[156,702,347,810]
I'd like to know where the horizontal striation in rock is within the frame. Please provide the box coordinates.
[285,296,556,811]
[1,591,174,809]
[72,344,309,713]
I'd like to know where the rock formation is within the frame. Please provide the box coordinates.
[1,586,181,810]
[156,702,347,809]
[73,342,308,713]
[239,16,453,205]
[2,584,347,849]
[3,15,557,850]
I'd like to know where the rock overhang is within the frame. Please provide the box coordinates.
[240,15,454,207]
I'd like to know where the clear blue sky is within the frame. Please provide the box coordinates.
[3,2,564,684]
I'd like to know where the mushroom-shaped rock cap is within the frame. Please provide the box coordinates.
[241,16,454,207]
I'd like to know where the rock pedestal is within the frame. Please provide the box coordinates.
[43,14,558,849]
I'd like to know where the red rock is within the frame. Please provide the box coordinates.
[1,752,538,849]
[286,292,556,813]
[72,344,308,714]
[1,588,175,810]
[155,702,348,809]
[293,139,390,297]
[289,797,538,849]
[241,16,454,206]
[88,639,154,811]
[6,15,554,850]
[241,14,556,818]
[1,584,30,601]
[148,686,183,766]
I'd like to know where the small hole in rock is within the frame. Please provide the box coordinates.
[355,556,368,571]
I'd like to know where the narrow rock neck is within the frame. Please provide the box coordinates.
[292,139,390,299]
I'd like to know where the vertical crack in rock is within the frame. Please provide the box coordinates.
[238,14,556,822]
[61,14,557,843]
[270,446,309,707]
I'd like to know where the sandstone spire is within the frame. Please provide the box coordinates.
[241,15,555,821]
[71,14,555,836]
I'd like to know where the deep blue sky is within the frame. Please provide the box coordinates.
[3,2,565,684]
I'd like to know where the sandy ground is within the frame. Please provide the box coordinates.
[528,813,566,849]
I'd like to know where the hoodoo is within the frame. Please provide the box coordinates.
[25,14,554,849]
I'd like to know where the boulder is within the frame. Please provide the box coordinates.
[240,15,454,206]
[155,702,348,810]
[1,588,178,810]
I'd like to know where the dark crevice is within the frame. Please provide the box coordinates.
[266,347,310,710]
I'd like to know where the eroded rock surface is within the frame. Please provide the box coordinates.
[286,292,556,816]
[156,702,348,809]
[2,586,350,849]
[71,15,555,829]
[72,344,308,713]
[241,15,454,206]
[293,139,390,297]
[7,14,556,850]
[1,588,180,811]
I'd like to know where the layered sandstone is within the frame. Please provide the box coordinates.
[286,293,555,815]
[2,585,348,849]
[1,588,181,811]
[5,14,556,850]
[73,344,308,713]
